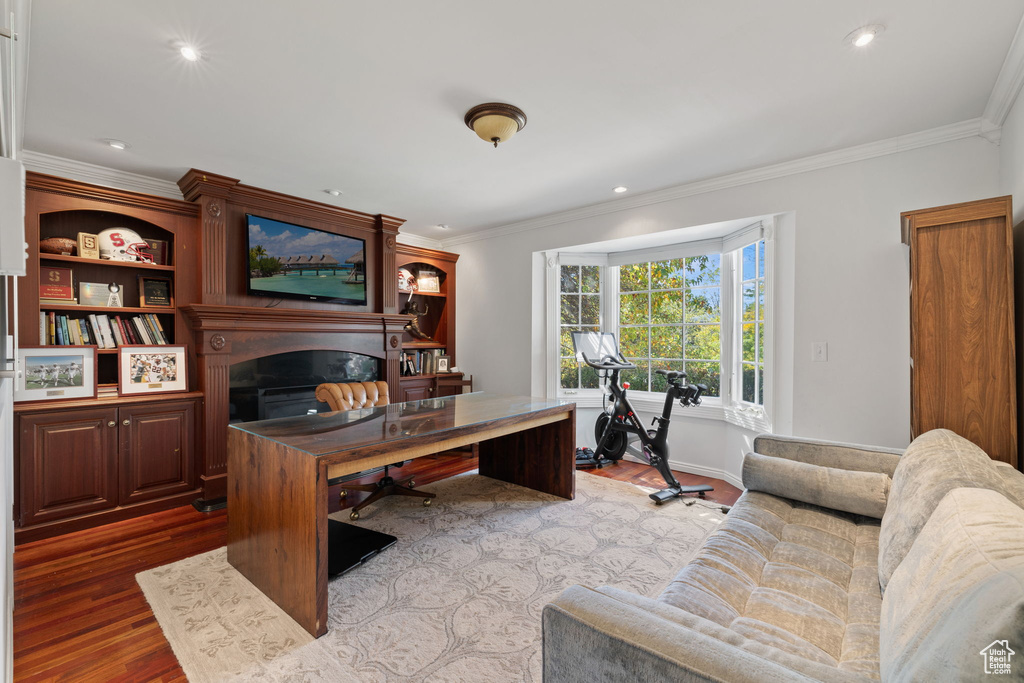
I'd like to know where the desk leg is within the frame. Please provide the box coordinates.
[226,429,328,637]
[478,409,576,499]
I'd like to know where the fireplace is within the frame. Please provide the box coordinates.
[229,349,380,423]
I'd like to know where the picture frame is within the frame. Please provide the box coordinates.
[79,281,116,307]
[437,355,451,373]
[141,238,169,266]
[77,232,100,259]
[118,345,187,396]
[416,269,440,293]
[14,346,97,403]
[138,275,174,308]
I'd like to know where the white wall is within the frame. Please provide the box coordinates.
[1000,83,1024,225]
[452,136,1002,482]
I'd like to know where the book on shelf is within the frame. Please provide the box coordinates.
[40,310,172,348]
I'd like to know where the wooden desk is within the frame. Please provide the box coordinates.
[226,393,576,637]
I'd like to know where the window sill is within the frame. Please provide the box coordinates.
[723,405,771,433]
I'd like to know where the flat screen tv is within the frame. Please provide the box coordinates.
[245,214,367,305]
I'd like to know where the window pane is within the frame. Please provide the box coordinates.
[651,359,685,393]
[581,364,600,389]
[685,324,720,361]
[560,295,579,325]
[757,323,764,365]
[619,292,649,325]
[742,323,756,362]
[651,290,683,324]
[621,359,649,391]
[686,361,720,397]
[758,363,764,405]
[651,259,684,290]
[742,244,756,281]
[560,265,579,293]
[619,263,649,292]
[581,265,600,293]
[742,283,756,321]
[651,325,683,359]
[757,281,765,322]
[757,241,765,279]
[560,357,579,389]
[686,254,721,287]
[685,287,721,323]
[619,327,649,357]
[560,326,580,356]
[581,294,600,325]
[742,362,756,402]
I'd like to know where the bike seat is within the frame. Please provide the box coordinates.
[655,369,687,382]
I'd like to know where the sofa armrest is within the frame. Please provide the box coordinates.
[543,585,830,683]
[752,433,902,477]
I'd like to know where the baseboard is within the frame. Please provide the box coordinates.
[623,453,744,490]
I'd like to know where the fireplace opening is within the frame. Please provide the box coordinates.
[229,349,380,423]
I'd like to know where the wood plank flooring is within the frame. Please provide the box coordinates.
[13,454,740,682]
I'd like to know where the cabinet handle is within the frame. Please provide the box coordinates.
[107,421,116,427]
[122,419,130,426]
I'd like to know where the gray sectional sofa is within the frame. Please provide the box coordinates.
[543,429,1024,682]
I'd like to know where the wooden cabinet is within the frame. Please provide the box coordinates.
[400,377,434,402]
[902,196,1017,466]
[15,395,201,541]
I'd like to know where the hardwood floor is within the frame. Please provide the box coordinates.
[13,454,740,682]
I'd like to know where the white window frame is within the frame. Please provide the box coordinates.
[546,219,774,431]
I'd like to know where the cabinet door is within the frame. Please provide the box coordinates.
[119,400,196,504]
[401,378,433,402]
[18,408,118,526]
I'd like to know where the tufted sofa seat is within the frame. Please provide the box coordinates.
[314,380,389,412]
[543,429,1024,683]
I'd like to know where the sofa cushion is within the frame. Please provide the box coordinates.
[880,488,1024,681]
[659,490,883,678]
[743,452,891,518]
[877,429,1021,591]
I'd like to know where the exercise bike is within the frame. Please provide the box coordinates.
[571,331,713,504]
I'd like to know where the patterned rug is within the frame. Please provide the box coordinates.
[137,471,725,682]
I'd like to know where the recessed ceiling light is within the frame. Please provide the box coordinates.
[324,189,342,197]
[613,186,628,194]
[104,139,130,150]
[437,224,450,230]
[179,45,201,62]
[845,24,884,48]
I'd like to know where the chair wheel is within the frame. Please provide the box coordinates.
[350,510,360,520]
[408,480,416,488]
[422,498,431,507]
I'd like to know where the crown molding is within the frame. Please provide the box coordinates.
[20,150,184,200]
[396,232,444,250]
[440,118,987,248]
[982,12,1024,133]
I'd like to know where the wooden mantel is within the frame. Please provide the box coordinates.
[177,170,410,506]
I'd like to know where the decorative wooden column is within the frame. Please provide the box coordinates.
[378,215,403,315]
[177,170,239,305]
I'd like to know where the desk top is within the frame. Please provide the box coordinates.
[229,392,573,457]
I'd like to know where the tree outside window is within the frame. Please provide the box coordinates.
[617,255,721,396]
[559,264,601,389]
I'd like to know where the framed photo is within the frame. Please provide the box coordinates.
[119,345,187,396]
[437,355,451,373]
[417,270,440,293]
[138,275,174,308]
[15,346,97,403]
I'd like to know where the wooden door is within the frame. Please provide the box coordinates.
[904,197,1017,465]
[18,407,118,526]
[401,378,433,402]
[119,399,196,504]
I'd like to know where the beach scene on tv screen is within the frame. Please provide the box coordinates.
[248,216,366,302]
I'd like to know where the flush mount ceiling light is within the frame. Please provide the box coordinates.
[104,139,130,150]
[464,103,527,148]
[179,45,201,61]
[437,224,450,230]
[845,24,885,48]
[324,189,342,197]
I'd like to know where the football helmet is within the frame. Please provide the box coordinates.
[98,227,153,262]
[398,267,418,292]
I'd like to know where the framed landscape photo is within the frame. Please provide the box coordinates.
[15,346,97,403]
[119,345,187,396]
[138,275,173,308]
[416,270,440,293]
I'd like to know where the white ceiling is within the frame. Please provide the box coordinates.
[22,1,1024,239]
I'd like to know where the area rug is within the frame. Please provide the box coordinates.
[137,471,725,682]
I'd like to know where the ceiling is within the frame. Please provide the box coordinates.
[21,1,1024,239]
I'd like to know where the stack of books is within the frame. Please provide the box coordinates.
[40,311,170,348]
